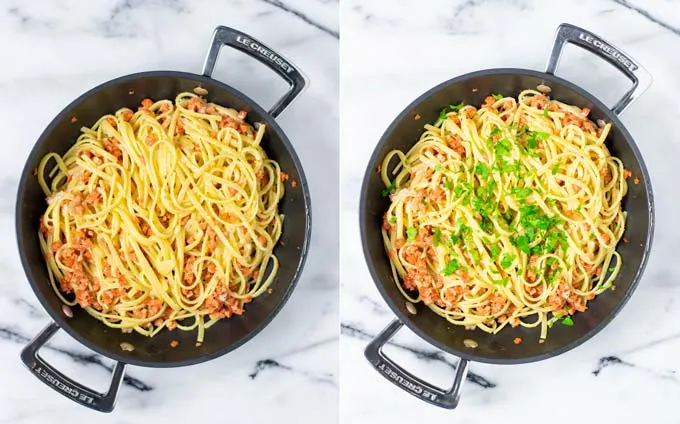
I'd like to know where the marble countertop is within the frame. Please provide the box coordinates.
[340,0,680,423]
[0,1,338,423]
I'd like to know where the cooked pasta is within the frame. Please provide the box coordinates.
[38,92,284,343]
[380,89,629,341]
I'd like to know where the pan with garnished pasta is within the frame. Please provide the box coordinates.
[360,23,654,409]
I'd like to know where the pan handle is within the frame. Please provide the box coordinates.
[364,319,469,409]
[20,322,126,413]
[201,26,308,118]
[545,23,652,115]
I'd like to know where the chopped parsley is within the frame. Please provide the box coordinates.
[561,316,574,327]
[438,102,465,121]
[494,138,512,157]
[492,278,509,286]
[525,131,550,150]
[433,227,443,246]
[511,187,533,199]
[543,109,549,117]
[551,164,560,175]
[500,254,515,269]
[513,234,532,255]
[406,227,418,242]
[491,93,504,101]
[381,180,396,197]
[535,131,550,141]
[388,216,396,224]
[469,249,481,264]
[442,177,454,190]
[490,244,501,260]
[474,163,490,178]
[434,164,447,173]
[441,258,460,275]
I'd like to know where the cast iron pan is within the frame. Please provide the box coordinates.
[361,24,654,408]
[16,26,312,412]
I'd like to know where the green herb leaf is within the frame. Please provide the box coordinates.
[406,227,418,242]
[441,258,460,275]
[434,165,447,173]
[433,227,442,246]
[609,267,615,272]
[513,234,532,255]
[381,180,396,197]
[492,278,509,286]
[535,131,550,141]
[491,93,504,101]
[511,187,533,199]
[474,163,490,178]
[561,316,574,327]
[450,101,465,112]
[490,244,501,260]
[551,164,560,175]
[439,102,466,121]
[490,127,501,136]
[500,254,515,269]
[442,177,454,190]
[543,109,549,117]
[388,216,396,224]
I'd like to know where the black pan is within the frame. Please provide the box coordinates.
[361,23,654,409]
[16,26,311,412]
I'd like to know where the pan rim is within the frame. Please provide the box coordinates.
[15,70,312,368]
[359,67,655,365]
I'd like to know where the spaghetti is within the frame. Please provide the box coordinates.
[38,92,284,343]
[380,89,628,341]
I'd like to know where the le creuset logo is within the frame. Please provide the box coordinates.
[377,362,438,402]
[235,35,295,75]
[32,366,94,404]
[578,32,638,72]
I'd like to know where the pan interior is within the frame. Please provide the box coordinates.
[361,69,652,363]
[16,72,310,367]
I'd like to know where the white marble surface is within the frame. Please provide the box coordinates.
[0,1,338,423]
[340,0,680,423]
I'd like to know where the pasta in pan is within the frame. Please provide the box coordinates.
[38,92,285,344]
[380,89,630,342]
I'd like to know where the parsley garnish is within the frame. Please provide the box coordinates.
[490,245,501,260]
[500,254,515,269]
[442,258,460,275]
[438,102,465,121]
[433,228,442,246]
[491,93,504,101]
[511,187,532,199]
[474,163,490,178]
[406,227,417,242]
[469,249,481,264]
[536,132,550,140]
[434,165,447,173]
[561,316,574,327]
[388,216,396,224]
[513,234,532,255]
[527,136,538,149]
[551,164,560,175]
[443,177,454,190]
[543,109,549,117]
[381,180,396,197]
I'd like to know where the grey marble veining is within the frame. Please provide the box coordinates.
[0,1,338,423]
